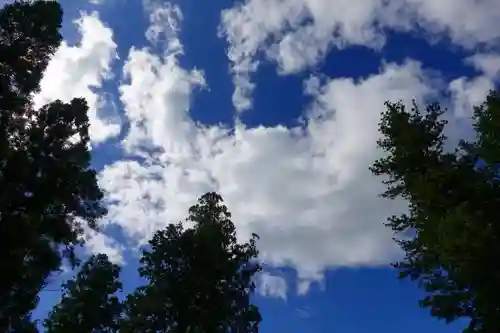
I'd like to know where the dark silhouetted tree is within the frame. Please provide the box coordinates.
[0,1,106,329]
[121,192,262,333]
[43,254,123,333]
[370,90,500,332]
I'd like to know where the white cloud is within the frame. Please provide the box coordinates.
[33,11,121,144]
[97,3,444,292]
[439,53,499,146]
[397,0,500,47]
[466,53,500,81]
[99,2,209,243]
[144,1,183,51]
[220,0,500,111]
[56,2,496,296]
[448,76,495,118]
[82,223,125,264]
[258,272,288,300]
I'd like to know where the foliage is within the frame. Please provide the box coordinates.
[370,90,500,332]
[121,192,262,333]
[0,1,106,329]
[44,254,123,333]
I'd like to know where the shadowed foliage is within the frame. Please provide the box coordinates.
[121,192,262,333]
[43,254,123,333]
[0,1,106,330]
[370,90,500,332]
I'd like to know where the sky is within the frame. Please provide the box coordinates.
[23,0,500,331]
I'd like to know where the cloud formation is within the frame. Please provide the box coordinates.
[97,3,444,293]
[220,0,500,112]
[46,1,499,296]
[82,223,125,264]
[31,10,126,260]
[258,272,288,300]
[34,11,121,143]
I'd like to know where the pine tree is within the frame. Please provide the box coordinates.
[0,1,106,329]
[44,254,123,333]
[121,192,262,333]
[370,90,500,332]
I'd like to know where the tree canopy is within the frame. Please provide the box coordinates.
[121,192,262,333]
[0,1,106,330]
[44,254,123,333]
[370,90,500,332]
[35,192,262,333]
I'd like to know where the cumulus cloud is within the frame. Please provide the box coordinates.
[220,0,500,111]
[33,11,121,143]
[46,1,495,295]
[440,53,500,146]
[95,1,451,293]
[82,224,125,264]
[466,53,500,81]
[144,1,183,50]
[258,272,288,300]
[448,76,495,118]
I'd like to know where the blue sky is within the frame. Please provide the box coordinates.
[30,0,500,331]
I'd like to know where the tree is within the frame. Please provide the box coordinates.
[121,192,262,333]
[43,254,123,333]
[0,1,106,329]
[370,90,500,332]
